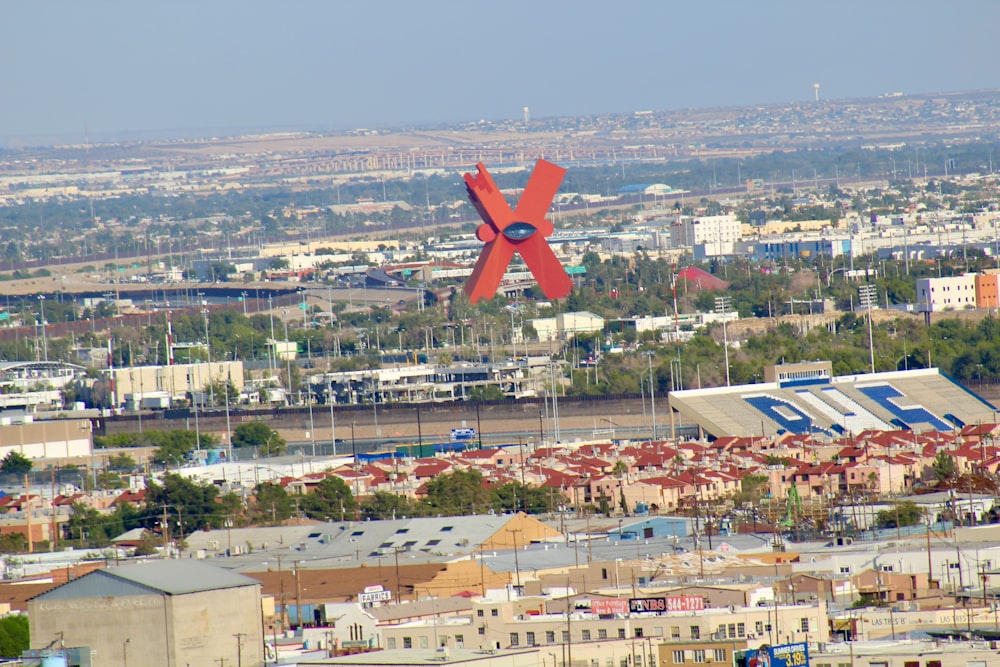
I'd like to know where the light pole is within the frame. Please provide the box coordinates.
[859,284,877,373]
[37,295,48,362]
[646,351,657,440]
[329,382,337,456]
[282,309,293,404]
[123,638,130,667]
[714,296,732,386]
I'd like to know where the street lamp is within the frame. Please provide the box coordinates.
[37,295,48,362]
[645,351,657,440]
[714,296,732,386]
[859,284,877,373]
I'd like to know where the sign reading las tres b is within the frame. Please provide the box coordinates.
[628,596,705,613]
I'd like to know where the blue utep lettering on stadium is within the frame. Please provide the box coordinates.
[744,395,831,435]
[856,385,950,431]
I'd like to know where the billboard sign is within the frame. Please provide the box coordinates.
[359,585,392,605]
[450,427,477,442]
[591,599,629,615]
[737,642,809,667]
[627,596,704,613]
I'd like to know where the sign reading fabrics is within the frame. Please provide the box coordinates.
[359,585,392,605]
[627,596,705,613]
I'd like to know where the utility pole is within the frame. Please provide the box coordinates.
[233,633,246,667]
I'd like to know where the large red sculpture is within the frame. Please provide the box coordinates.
[463,159,574,304]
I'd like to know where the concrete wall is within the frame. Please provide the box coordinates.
[29,584,263,667]
[168,585,264,667]
[30,592,171,667]
[0,419,92,460]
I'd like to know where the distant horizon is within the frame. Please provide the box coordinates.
[2,84,998,150]
[2,1,997,148]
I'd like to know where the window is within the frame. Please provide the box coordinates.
[582,630,592,641]
[620,659,629,667]
[737,623,745,638]
[351,530,364,536]
[379,542,393,548]
[562,631,570,643]
[839,566,851,574]
[800,618,809,632]
[672,650,685,664]
[477,610,484,617]
[455,635,464,648]
[403,637,412,649]
[727,623,736,638]
[635,627,644,638]
[602,568,609,580]
[598,629,608,639]
[509,633,519,647]
[441,526,453,532]
[426,539,441,546]
[671,626,681,639]
[478,627,485,636]
[526,632,536,646]
[693,650,705,664]
[755,620,764,635]
[387,638,397,649]
[403,540,417,548]
[903,662,919,667]
[491,609,499,617]
[690,626,700,639]
[925,662,941,667]
[606,659,613,667]
[618,628,626,639]
[546,631,555,644]
[395,528,409,534]
[419,637,428,649]
[714,649,726,663]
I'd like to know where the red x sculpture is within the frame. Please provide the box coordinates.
[463,159,573,304]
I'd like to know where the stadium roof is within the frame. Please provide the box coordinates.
[669,368,996,439]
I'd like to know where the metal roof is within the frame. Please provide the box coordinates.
[32,560,260,600]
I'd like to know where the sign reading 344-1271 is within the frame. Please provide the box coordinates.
[628,596,705,613]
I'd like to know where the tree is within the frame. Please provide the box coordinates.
[0,452,31,475]
[491,482,556,514]
[423,470,492,515]
[107,452,137,472]
[876,501,924,529]
[301,476,356,521]
[932,451,958,481]
[143,473,221,538]
[146,429,215,466]
[252,482,295,525]
[360,490,420,520]
[0,614,29,658]
[232,421,286,457]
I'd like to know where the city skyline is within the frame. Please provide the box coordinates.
[2,0,999,144]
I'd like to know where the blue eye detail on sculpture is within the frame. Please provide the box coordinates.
[503,222,537,240]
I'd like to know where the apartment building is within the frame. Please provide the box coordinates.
[914,274,978,312]
[380,596,828,661]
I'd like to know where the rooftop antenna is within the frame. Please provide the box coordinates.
[813,83,820,103]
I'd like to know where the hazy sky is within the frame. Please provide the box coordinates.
[2,1,998,142]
